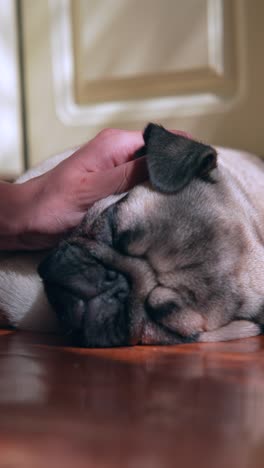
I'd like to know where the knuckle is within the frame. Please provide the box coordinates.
[97,128,120,139]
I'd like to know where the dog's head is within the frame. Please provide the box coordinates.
[38,124,264,347]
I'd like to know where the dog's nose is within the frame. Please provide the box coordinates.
[38,243,112,300]
[38,242,131,347]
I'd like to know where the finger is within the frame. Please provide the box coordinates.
[101,131,145,167]
[87,156,148,202]
[115,156,148,193]
[74,130,144,172]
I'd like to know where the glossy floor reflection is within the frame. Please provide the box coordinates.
[0,330,264,467]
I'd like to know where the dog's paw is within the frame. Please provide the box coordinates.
[38,242,131,347]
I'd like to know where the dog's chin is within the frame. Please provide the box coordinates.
[139,322,198,346]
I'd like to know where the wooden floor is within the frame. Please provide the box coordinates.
[1,331,264,468]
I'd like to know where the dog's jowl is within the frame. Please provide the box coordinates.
[37,124,264,347]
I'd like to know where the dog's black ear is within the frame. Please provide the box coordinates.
[143,123,217,193]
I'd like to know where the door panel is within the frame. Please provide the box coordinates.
[22,0,264,167]
[72,0,235,103]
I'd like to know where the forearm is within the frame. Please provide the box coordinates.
[0,180,36,250]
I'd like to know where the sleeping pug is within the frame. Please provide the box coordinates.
[1,123,264,347]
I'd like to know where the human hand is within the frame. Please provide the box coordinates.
[19,128,147,249]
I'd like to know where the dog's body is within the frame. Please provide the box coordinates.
[1,124,264,347]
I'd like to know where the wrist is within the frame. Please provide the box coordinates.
[0,178,43,250]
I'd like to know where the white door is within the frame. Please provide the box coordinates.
[19,0,264,167]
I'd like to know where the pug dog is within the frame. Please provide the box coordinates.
[1,123,264,347]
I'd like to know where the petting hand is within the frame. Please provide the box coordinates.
[18,128,147,249]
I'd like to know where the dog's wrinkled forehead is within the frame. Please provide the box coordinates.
[114,123,219,260]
